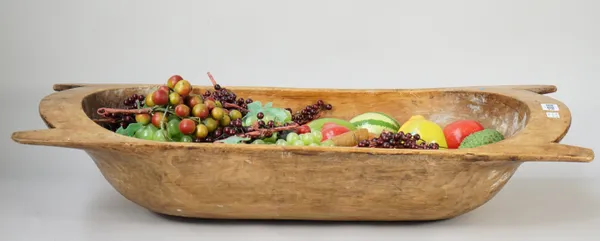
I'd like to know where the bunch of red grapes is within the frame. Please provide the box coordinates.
[100,95,145,131]
[133,75,251,142]
[100,74,335,143]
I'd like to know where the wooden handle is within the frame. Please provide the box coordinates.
[53,83,111,91]
[11,128,125,149]
[504,85,557,95]
[12,128,87,148]
[466,142,594,163]
[460,85,557,95]
[521,143,594,162]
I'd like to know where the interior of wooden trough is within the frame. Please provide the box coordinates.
[81,86,531,139]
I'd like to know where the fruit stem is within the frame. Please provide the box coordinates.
[222,103,248,113]
[161,104,169,129]
[92,118,118,123]
[97,107,152,116]
[241,123,300,138]
[207,72,217,87]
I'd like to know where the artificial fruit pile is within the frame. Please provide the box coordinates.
[96,73,336,146]
[94,73,505,149]
[302,113,504,149]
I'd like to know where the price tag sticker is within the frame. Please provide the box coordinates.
[541,103,559,111]
[546,112,560,119]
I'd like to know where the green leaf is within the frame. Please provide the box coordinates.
[242,101,262,125]
[246,101,263,113]
[116,126,127,135]
[241,101,293,126]
[116,123,143,137]
[242,115,257,127]
[216,135,251,144]
[264,108,289,124]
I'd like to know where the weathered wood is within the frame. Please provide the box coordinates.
[11,83,594,221]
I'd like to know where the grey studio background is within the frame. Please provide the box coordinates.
[1,0,599,240]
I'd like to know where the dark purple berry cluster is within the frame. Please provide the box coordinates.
[102,94,145,131]
[291,100,333,125]
[202,84,251,109]
[357,131,440,149]
[123,94,145,109]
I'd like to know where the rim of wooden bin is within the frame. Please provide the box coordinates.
[11,83,594,163]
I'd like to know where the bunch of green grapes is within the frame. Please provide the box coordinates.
[251,130,335,147]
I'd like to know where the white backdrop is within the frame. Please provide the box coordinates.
[2,0,599,240]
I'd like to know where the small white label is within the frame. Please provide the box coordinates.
[546,112,560,118]
[541,103,559,111]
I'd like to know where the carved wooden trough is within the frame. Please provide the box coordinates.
[11,83,594,221]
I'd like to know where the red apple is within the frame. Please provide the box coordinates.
[443,120,484,149]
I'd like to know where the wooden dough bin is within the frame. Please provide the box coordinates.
[11,83,594,221]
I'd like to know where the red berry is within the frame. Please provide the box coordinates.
[135,113,150,125]
[192,103,209,119]
[158,85,170,94]
[204,99,216,110]
[152,89,169,106]
[195,124,209,138]
[186,95,203,108]
[174,104,190,118]
[145,91,156,107]
[151,112,167,128]
[167,75,183,89]
[169,92,182,105]
[174,80,192,97]
[211,107,225,120]
[179,119,196,135]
